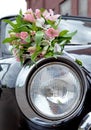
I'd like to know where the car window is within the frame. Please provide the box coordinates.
[4,22,13,52]
[0,17,16,57]
[59,19,91,45]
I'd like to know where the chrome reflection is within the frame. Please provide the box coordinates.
[78,112,91,130]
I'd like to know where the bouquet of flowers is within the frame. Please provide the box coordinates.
[3,8,76,63]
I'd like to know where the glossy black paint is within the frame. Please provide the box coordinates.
[0,54,91,130]
[0,15,91,130]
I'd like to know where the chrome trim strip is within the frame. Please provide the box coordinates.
[78,112,91,130]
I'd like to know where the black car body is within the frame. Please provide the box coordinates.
[0,15,91,130]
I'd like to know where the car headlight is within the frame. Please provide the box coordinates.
[16,56,87,126]
[28,62,82,120]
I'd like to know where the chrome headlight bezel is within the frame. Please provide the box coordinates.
[15,56,87,125]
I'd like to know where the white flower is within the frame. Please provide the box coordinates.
[54,43,61,53]
[36,18,45,28]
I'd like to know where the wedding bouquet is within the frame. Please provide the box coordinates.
[3,8,76,63]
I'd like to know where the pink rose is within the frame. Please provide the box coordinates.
[23,13,35,23]
[45,28,59,38]
[35,9,41,18]
[20,32,28,40]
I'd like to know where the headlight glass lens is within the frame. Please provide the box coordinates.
[28,62,82,119]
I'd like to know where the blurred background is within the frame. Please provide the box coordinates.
[0,0,26,18]
[0,0,91,18]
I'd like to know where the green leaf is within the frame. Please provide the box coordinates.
[63,30,77,38]
[36,45,42,51]
[31,23,38,31]
[19,9,23,17]
[49,46,54,51]
[35,31,44,45]
[45,51,53,58]
[56,36,71,44]
[30,46,42,62]
[27,24,32,29]
[47,20,57,29]
[40,8,45,13]
[47,20,55,25]
[31,51,40,62]
[60,39,71,46]
[56,17,61,27]
[60,30,69,36]
[31,53,37,62]
[2,37,16,43]
[3,19,16,28]
[25,36,31,43]
[12,26,29,33]
[16,15,23,25]
[75,59,83,66]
